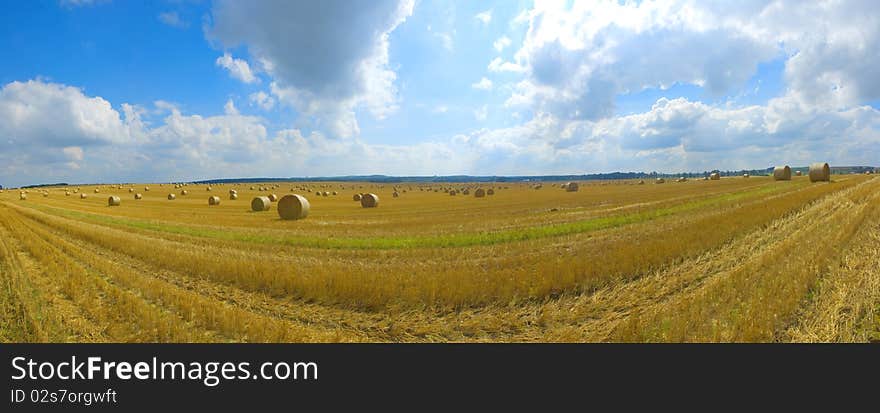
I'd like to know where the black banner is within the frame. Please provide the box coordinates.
[1,344,876,411]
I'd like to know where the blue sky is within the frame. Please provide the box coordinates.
[0,0,878,187]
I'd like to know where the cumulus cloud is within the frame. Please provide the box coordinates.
[502,0,880,121]
[471,77,493,90]
[208,0,414,138]
[475,9,492,25]
[248,91,275,111]
[493,36,511,52]
[1,78,878,188]
[215,53,259,84]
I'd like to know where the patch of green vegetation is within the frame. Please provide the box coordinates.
[27,183,795,250]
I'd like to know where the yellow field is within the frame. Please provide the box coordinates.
[1,175,878,342]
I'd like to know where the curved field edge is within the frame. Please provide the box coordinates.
[21,180,804,250]
[1,178,859,311]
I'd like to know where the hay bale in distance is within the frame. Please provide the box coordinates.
[134,193,143,200]
[277,194,310,220]
[268,193,278,202]
[392,191,399,198]
[361,193,379,208]
[474,188,486,197]
[353,193,363,201]
[144,186,150,191]
[743,173,750,178]
[487,188,495,195]
[94,188,100,193]
[167,194,176,200]
[656,178,665,184]
[19,193,27,200]
[710,172,720,180]
[773,165,792,181]
[809,162,831,182]
[251,196,271,211]
[129,188,134,193]
[108,196,121,206]
[795,170,803,176]
[565,182,579,192]
[180,190,188,196]
[208,196,221,206]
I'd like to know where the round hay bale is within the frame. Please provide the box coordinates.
[487,188,495,195]
[323,191,329,197]
[208,196,221,206]
[656,178,666,184]
[677,177,687,183]
[206,186,212,192]
[795,171,803,176]
[809,162,831,182]
[637,180,645,185]
[743,173,750,178]
[710,172,720,180]
[332,191,338,195]
[134,193,143,200]
[19,193,27,200]
[353,193,362,201]
[167,194,176,200]
[250,186,255,190]
[361,193,379,208]
[565,182,579,192]
[474,188,486,197]
[108,196,121,206]
[229,189,238,195]
[773,165,792,181]
[144,186,150,191]
[268,193,278,202]
[94,188,100,193]
[180,190,188,196]
[229,193,238,200]
[251,196,271,211]
[129,188,134,193]
[449,190,457,196]
[80,193,87,199]
[277,194,310,220]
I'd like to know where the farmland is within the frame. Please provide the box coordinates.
[1,174,878,342]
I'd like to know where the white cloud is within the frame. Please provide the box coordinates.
[475,9,492,25]
[248,91,275,111]
[493,36,511,52]
[223,99,239,115]
[158,11,187,28]
[433,105,449,113]
[488,57,524,73]
[209,0,414,138]
[471,77,493,90]
[501,0,880,121]
[474,105,488,121]
[215,53,259,84]
[1,79,878,188]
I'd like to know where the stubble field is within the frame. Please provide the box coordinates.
[1,174,878,342]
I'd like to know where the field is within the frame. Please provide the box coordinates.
[1,174,878,342]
